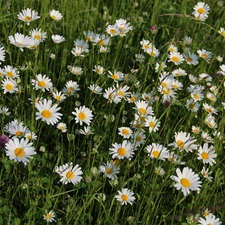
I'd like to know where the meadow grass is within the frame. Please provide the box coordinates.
[0,0,225,224]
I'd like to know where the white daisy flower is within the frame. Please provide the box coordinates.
[99,161,120,180]
[57,122,67,133]
[146,143,169,161]
[168,51,184,65]
[133,131,146,147]
[29,28,47,42]
[31,74,53,92]
[72,105,93,126]
[57,163,83,185]
[17,8,40,25]
[1,78,18,94]
[8,33,32,51]
[115,188,135,205]
[50,9,63,21]
[79,126,94,135]
[5,138,36,165]
[170,167,202,196]
[197,143,217,166]
[144,115,160,133]
[192,2,210,21]
[197,49,212,60]
[43,210,56,223]
[198,213,222,225]
[35,99,62,125]
[118,127,133,139]
[51,34,65,43]
[109,140,135,159]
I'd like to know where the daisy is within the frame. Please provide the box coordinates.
[115,18,133,36]
[155,167,165,176]
[182,36,192,45]
[147,45,160,57]
[24,132,37,140]
[140,39,152,52]
[126,92,139,103]
[146,143,169,160]
[99,161,120,180]
[191,90,204,102]
[17,8,40,25]
[145,115,160,133]
[108,70,124,82]
[197,143,217,166]
[106,24,120,37]
[115,188,135,205]
[35,99,62,125]
[133,131,146,147]
[204,115,217,129]
[3,65,19,79]
[201,167,213,182]
[51,34,65,43]
[1,78,18,94]
[109,140,134,159]
[202,103,217,115]
[201,131,213,143]
[88,84,102,94]
[6,122,28,138]
[134,100,153,116]
[52,90,66,102]
[155,61,167,73]
[50,9,62,21]
[198,214,222,225]
[43,210,55,223]
[57,122,67,133]
[116,85,130,99]
[170,167,202,196]
[8,33,32,51]
[183,51,199,65]
[197,49,212,60]
[71,46,87,57]
[202,208,211,217]
[64,80,80,94]
[168,51,184,65]
[0,45,5,64]
[72,105,93,126]
[29,28,47,42]
[0,106,10,116]
[31,74,53,92]
[79,126,94,135]
[206,92,216,102]
[218,27,225,37]
[118,127,133,139]
[192,2,210,21]
[168,44,178,53]
[93,65,104,75]
[83,30,95,42]
[103,86,122,104]
[174,131,198,152]
[135,53,145,63]
[5,138,36,165]
[142,92,155,104]
[57,163,83,185]
[192,125,201,134]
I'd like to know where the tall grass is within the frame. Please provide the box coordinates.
[0,0,225,224]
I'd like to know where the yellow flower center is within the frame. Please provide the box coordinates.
[172,84,178,89]
[197,8,205,14]
[99,40,105,46]
[121,194,129,201]
[112,74,119,80]
[163,89,170,95]
[51,15,57,20]
[221,31,225,37]
[78,112,86,120]
[161,81,168,88]
[193,94,199,99]
[152,150,160,158]
[105,168,113,174]
[130,96,136,102]
[187,57,193,62]
[7,72,14,77]
[14,148,25,157]
[176,140,184,148]
[16,131,23,137]
[66,171,74,179]
[38,81,46,88]
[25,16,31,21]
[41,110,52,118]
[144,44,149,49]
[139,108,146,115]
[45,213,51,219]
[189,103,195,109]
[180,178,190,187]
[56,96,61,101]
[150,51,155,56]
[117,90,124,96]
[149,121,155,128]
[201,53,207,58]
[6,84,13,90]
[122,129,130,135]
[136,136,142,142]
[205,108,212,113]
[110,29,116,34]
[34,34,41,40]
[117,147,127,156]
[201,152,209,159]
[172,56,179,62]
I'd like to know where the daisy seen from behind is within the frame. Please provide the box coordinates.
[170,167,202,196]
[51,34,65,43]
[57,162,83,185]
[35,99,62,125]
[43,210,56,223]
[115,188,135,205]
[72,105,93,126]
[17,8,40,25]
[5,138,36,165]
